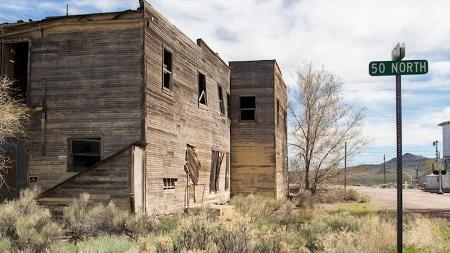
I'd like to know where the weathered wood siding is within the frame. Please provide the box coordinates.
[230,60,287,198]
[143,4,231,214]
[1,17,145,192]
[230,60,275,197]
[38,148,133,214]
[274,63,288,199]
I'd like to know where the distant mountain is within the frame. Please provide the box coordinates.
[346,153,433,185]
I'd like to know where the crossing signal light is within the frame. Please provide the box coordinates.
[433,170,439,175]
[442,170,447,175]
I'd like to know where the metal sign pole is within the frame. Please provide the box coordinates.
[396,74,403,253]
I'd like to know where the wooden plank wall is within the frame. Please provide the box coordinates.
[229,60,277,197]
[38,148,132,213]
[143,3,231,214]
[274,62,288,199]
[1,21,145,192]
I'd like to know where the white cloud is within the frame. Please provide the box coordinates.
[1,0,448,159]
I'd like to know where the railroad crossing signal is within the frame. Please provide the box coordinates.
[369,42,429,253]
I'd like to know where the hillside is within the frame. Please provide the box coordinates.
[347,153,432,185]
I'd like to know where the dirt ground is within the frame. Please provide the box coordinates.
[355,186,450,220]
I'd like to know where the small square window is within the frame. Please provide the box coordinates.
[163,178,177,190]
[163,49,173,90]
[69,138,101,172]
[198,72,207,105]
[240,96,256,121]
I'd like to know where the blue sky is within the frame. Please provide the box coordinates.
[1,0,449,165]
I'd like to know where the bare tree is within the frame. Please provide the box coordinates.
[0,77,29,187]
[289,63,369,193]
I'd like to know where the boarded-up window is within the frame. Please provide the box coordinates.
[218,85,225,115]
[240,96,256,121]
[210,150,224,192]
[163,49,173,90]
[69,138,101,172]
[198,72,207,105]
[185,145,201,184]
[163,178,176,190]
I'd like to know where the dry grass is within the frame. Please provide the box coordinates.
[1,191,449,252]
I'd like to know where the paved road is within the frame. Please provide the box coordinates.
[355,187,450,220]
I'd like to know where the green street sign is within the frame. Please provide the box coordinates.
[369,60,428,76]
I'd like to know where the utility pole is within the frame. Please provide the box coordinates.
[433,141,443,194]
[415,165,419,189]
[66,4,69,16]
[344,142,347,189]
[384,154,387,184]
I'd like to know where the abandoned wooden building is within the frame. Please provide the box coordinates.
[230,61,288,199]
[0,1,288,213]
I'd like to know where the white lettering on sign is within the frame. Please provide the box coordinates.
[420,61,427,72]
[399,62,406,73]
[406,62,413,73]
[392,63,398,73]
[379,63,385,74]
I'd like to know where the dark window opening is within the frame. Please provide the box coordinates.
[277,98,280,126]
[218,85,225,115]
[163,178,176,190]
[226,93,230,118]
[210,150,224,192]
[163,49,173,90]
[69,138,101,172]
[1,42,29,104]
[198,72,207,105]
[240,96,256,121]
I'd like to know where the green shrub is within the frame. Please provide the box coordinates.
[0,188,62,252]
[322,213,360,232]
[0,238,11,252]
[300,219,330,251]
[216,217,253,253]
[63,193,157,241]
[358,194,371,203]
[254,226,306,253]
[230,195,298,228]
[339,188,360,202]
[50,235,133,253]
[156,213,181,234]
[178,213,217,251]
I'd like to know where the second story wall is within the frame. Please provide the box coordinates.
[0,13,145,191]
[143,3,231,214]
[230,60,277,197]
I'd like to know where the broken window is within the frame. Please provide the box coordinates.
[210,150,224,192]
[218,85,225,115]
[163,178,176,190]
[163,48,172,90]
[240,96,256,121]
[69,138,101,172]
[277,98,280,126]
[185,145,201,184]
[1,42,29,104]
[198,72,207,105]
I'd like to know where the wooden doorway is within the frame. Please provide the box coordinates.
[0,140,27,201]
